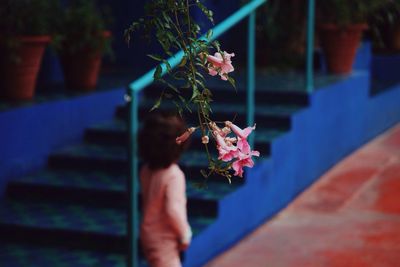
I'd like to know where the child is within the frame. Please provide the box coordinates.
[138,111,192,267]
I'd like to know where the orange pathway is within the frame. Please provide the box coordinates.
[206,124,400,267]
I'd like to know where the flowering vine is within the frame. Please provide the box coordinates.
[125,0,259,182]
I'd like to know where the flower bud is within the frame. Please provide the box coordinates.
[176,127,196,145]
[201,136,209,144]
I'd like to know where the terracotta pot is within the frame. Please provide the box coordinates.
[0,35,51,100]
[319,24,367,75]
[60,31,111,91]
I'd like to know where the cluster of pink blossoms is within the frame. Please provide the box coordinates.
[211,121,260,177]
[175,49,259,178]
[206,51,235,81]
[176,122,260,177]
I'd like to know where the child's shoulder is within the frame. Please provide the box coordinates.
[166,163,184,178]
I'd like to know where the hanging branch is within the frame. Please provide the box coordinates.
[125,0,259,182]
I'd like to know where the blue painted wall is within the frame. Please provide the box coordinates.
[0,89,125,196]
[372,54,400,83]
[184,57,400,266]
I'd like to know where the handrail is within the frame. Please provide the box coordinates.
[306,0,315,93]
[125,0,318,266]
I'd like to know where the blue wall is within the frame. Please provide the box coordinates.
[0,89,125,196]
[372,53,400,83]
[184,62,400,266]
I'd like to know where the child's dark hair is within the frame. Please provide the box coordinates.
[139,110,189,170]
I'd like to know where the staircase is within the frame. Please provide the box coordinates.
[0,84,309,266]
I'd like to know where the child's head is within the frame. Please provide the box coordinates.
[139,110,189,170]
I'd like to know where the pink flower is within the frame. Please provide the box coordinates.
[206,51,235,81]
[176,127,196,145]
[214,131,238,161]
[225,121,256,154]
[201,136,209,144]
[232,150,260,177]
[209,122,229,138]
[224,137,237,146]
[225,121,255,139]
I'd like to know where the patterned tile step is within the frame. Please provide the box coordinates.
[0,200,214,253]
[84,119,287,155]
[0,242,136,267]
[6,170,240,216]
[117,102,296,129]
[47,144,251,181]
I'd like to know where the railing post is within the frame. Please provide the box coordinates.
[306,0,315,93]
[127,88,139,267]
[247,10,256,147]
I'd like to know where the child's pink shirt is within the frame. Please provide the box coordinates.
[140,163,191,267]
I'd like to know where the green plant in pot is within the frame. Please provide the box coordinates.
[369,0,400,52]
[0,0,57,100]
[317,0,385,74]
[56,0,112,91]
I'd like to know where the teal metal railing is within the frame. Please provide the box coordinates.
[306,0,315,93]
[126,0,315,266]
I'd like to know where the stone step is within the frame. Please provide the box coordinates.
[47,144,254,182]
[117,101,299,130]
[6,169,240,217]
[142,84,309,106]
[0,242,140,267]
[0,200,213,253]
[83,119,287,156]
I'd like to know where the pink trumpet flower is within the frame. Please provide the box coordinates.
[176,127,196,145]
[209,122,229,138]
[225,121,255,139]
[232,150,260,177]
[206,51,235,81]
[225,121,256,155]
[214,131,238,162]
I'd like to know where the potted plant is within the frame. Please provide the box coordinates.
[0,0,57,100]
[369,0,400,53]
[317,0,385,74]
[56,0,112,91]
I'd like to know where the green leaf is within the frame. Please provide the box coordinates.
[206,29,213,40]
[228,76,236,90]
[178,56,187,67]
[150,95,163,111]
[196,71,205,80]
[200,169,208,178]
[191,88,200,101]
[173,100,183,117]
[196,79,206,89]
[147,54,163,61]
[158,78,179,94]
[154,65,163,80]
[179,95,192,113]
[162,60,172,73]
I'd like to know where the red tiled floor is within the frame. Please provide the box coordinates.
[206,124,400,267]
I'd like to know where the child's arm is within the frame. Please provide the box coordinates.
[165,171,192,249]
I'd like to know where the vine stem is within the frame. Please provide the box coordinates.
[197,105,212,163]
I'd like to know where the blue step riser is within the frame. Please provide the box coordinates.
[6,183,219,217]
